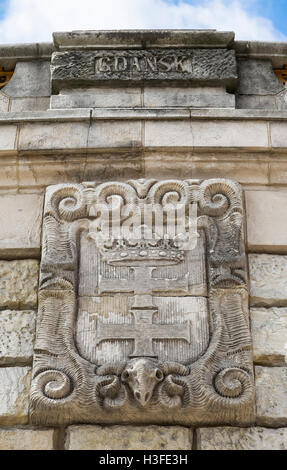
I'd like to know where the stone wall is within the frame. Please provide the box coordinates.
[0,30,287,450]
[0,161,286,450]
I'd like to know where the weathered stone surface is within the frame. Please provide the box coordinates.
[53,30,235,50]
[51,49,237,92]
[256,366,287,426]
[0,310,36,365]
[19,122,90,151]
[0,91,9,112]
[0,428,55,450]
[51,86,235,110]
[251,307,287,366]
[0,125,17,153]
[276,89,287,110]
[51,87,142,109]
[145,120,268,149]
[234,40,287,69]
[0,155,17,188]
[236,94,277,110]
[31,179,254,427]
[0,260,39,309]
[197,427,287,450]
[144,153,269,185]
[237,59,284,95]
[65,425,192,450]
[10,97,50,112]
[88,121,142,148]
[237,92,287,111]
[0,367,31,424]
[270,161,287,185]
[246,190,287,253]
[249,254,287,307]
[271,122,287,149]
[3,61,51,97]
[144,86,235,108]
[0,194,43,257]
[0,43,54,69]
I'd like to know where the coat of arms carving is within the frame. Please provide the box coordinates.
[30,178,255,425]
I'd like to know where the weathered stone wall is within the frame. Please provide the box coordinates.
[0,161,286,450]
[0,30,287,450]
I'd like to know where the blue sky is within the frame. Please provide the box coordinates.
[0,0,7,20]
[248,0,286,34]
[0,0,286,44]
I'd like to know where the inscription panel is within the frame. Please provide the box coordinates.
[30,179,254,426]
[51,49,237,92]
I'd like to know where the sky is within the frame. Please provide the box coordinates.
[0,0,286,44]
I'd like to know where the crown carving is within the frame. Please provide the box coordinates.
[88,232,186,265]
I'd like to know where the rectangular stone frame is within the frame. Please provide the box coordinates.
[30,178,255,426]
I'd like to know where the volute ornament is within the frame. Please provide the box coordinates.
[30,178,255,425]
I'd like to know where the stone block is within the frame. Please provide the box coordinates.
[0,310,36,365]
[65,425,192,450]
[251,307,287,366]
[144,86,235,108]
[51,49,237,93]
[270,161,287,185]
[3,61,51,97]
[88,121,142,148]
[0,156,17,188]
[245,190,287,253]
[271,122,287,149]
[53,30,235,50]
[0,125,17,153]
[0,428,55,450]
[236,94,277,110]
[10,97,50,112]
[249,254,287,307]
[256,366,287,426]
[197,427,287,450]
[51,87,142,109]
[143,153,269,184]
[18,155,85,188]
[0,91,9,112]
[84,154,143,182]
[0,260,39,309]
[191,120,268,149]
[0,194,43,257]
[237,59,284,95]
[276,90,287,110]
[0,367,31,424]
[145,121,193,147]
[19,122,90,151]
[144,120,268,149]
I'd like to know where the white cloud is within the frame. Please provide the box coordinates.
[0,0,285,44]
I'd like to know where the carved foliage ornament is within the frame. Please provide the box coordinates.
[30,178,255,425]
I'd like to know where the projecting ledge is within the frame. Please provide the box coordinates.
[1,108,287,123]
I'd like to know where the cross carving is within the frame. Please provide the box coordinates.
[99,266,189,295]
[95,308,191,357]
[96,261,190,357]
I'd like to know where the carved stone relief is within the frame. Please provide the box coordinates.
[30,178,255,425]
[51,49,237,91]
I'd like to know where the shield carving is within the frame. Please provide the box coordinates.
[30,179,255,425]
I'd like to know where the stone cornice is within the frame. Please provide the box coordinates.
[1,108,287,123]
[1,33,287,70]
[0,43,54,69]
[53,30,235,50]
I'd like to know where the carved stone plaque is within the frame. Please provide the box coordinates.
[51,49,237,92]
[30,179,255,425]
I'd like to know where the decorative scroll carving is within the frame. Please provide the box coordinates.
[30,178,255,426]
